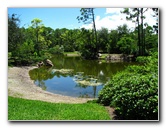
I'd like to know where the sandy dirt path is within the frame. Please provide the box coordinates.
[8,66,94,104]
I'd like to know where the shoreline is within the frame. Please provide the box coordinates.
[8,66,94,104]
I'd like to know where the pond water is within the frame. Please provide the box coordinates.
[29,55,138,98]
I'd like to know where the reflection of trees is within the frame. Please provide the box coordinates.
[29,55,137,97]
[29,67,55,90]
[29,67,55,81]
[51,55,136,80]
[77,86,97,98]
[29,66,75,90]
[78,93,91,98]
[93,86,97,98]
[50,55,134,83]
[53,72,74,78]
[37,80,47,90]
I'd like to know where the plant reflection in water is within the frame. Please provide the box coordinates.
[29,55,137,98]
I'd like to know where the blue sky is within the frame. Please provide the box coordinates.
[8,8,106,29]
[8,8,157,30]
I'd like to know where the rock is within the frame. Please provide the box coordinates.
[45,59,53,67]
[98,53,102,57]
[37,61,44,67]
[106,54,124,60]
[106,55,110,60]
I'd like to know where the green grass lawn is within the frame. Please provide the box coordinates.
[8,96,111,120]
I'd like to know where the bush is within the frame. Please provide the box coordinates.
[48,45,64,54]
[97,52,158,120]
[8,52,14,66]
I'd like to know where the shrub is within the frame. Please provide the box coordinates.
[48,45,64,54]
[8,52,14,66]
[97,52,158,120]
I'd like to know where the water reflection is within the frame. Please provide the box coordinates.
[29,55,137,98]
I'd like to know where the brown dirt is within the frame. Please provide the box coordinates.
[8,66,95,104]
[105,106,116,120]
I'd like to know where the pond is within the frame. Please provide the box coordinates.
[29,55,138,98]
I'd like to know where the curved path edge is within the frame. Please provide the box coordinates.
[8,66,95,104]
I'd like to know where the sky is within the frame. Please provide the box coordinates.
[8,8,157,31]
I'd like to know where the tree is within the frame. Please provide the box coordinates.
[77,8,98,59]
[50,28,62,47]
[121,8,148,56]
[30,18,44,56]
[151,8,158,34]
[8,14,22,53]
[97,27,109,52]
[117,35,136,54]
[41,26,53,49]
[42,27,54,42]
[116,24,137,55]
[108,30,119,53]
[77,28,97,59]
[144,25,158,53]
[117,24,130,38]
[8,14,27,65]
[60,29,75,52]
[17,40,35,65]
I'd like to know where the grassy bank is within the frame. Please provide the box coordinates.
[8,96,111,120]
[63,51,81,57]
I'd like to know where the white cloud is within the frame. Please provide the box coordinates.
[105,8,122,15]
[143,8,157,27]
[80,8,157,31]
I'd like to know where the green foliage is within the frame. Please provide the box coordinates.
[97,52,158,120]
[77,8,98,59]
[8,16,53,66]
[8,11,158,66]
[60,29,76,52]
[97,27,109,52]
[49,45,64,54]
[8,96,110,120]
[121,8,158,56]
[8,14,21,53]
[117,35,136,54]
[29,66,55,81]
[76,28,98,59]
[108,30,119,53]
[8,52,14,66]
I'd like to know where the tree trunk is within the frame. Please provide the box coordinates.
[137,8,141,56]
[92,8,98,55]
[141,8,144,56]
